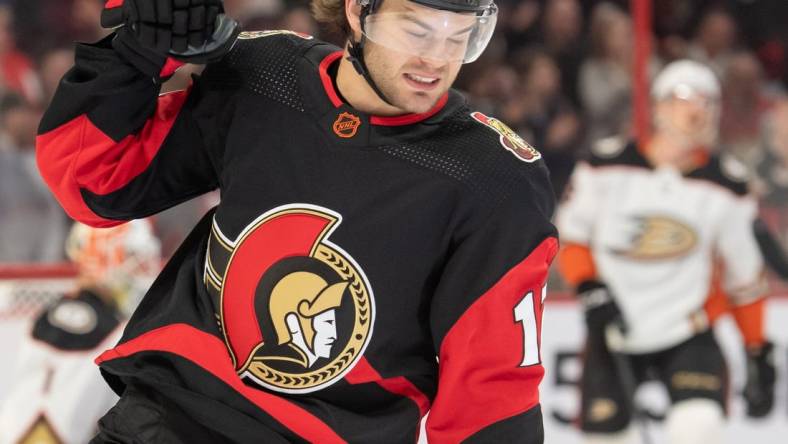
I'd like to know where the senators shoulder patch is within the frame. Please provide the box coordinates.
[238,30,314,40]
[471,111,542,163]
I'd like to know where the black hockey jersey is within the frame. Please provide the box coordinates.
[36,30,557,443]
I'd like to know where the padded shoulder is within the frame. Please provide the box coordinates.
[201,30,323,112]
[32,289,120,351]
[380,108,554,218]
[687,154,749,196]
[587,138,650,169]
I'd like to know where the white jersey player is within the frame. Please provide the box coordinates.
[557,60,774,444]
[0,220,159,444]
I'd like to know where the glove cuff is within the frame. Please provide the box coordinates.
[112,28,185,81]
[577,280,612,310]
[747,341,774,359]
[169,16,241,65]
[101,0,124,28]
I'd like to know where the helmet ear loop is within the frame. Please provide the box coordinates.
[347,5,371,76]
[346,4,398,107]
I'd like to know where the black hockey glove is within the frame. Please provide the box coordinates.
[743,341,776,418]
[577,280,627,337]
[101,0,240,79]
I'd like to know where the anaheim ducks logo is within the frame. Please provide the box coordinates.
[213,204,374,394]
[613,216,698,260]
[471,111,541,163]
[333,112,362,138]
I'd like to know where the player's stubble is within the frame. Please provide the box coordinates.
[363,40,463,115]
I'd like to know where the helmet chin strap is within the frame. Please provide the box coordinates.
[346,4,398,108]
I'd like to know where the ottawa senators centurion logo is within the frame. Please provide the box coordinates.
[206,204,375,394]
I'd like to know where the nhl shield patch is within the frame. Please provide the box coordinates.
[471,111,542,163]
[333,112,362,138]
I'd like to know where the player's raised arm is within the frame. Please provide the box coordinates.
[426,168,557,443]
[36,0,240,228]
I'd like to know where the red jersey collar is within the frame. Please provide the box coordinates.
[318,51,449,127]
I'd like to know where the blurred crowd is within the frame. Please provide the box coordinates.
[1,0,788,288]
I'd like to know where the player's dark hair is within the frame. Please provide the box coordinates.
[311,0,351,37]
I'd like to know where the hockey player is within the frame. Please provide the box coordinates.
[36,0,557,442]
[557,60,774,444]
[0,220,160,444]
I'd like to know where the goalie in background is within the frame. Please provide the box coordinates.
[0,220,160,444]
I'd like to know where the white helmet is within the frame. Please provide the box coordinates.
[652,60,721,102]
[65,220,161,315]
[652,60,722,149]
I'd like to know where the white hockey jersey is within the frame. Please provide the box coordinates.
[0,290,122,444]
[557,140,765,353]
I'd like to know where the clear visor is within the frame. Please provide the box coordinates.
[362,4,498,64]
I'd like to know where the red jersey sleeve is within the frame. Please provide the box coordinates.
[426,184,557,443]
[36,34,233,227]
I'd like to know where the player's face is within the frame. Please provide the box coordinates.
[359,0,477,113]
[311,310,338,359]
[364,40,463,114]
[655,92,719,148]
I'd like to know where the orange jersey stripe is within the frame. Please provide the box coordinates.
[557,243,597,287]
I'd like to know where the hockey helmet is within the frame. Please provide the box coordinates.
[651,60,721,147]
[652,60,721,102]
[65,220,161,314]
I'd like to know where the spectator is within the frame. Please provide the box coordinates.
[502,0,541,53]
[282,5,320,37]
[227,0,284,29]
[503,49,581,197]
[0,5,42,104]
[37,47,74,106]
[70,0,109,43]
[755,98,788,206]
[537,0,586,107]
[578,3,634,144]
[688,8,738,78]
[0,94,68,262]
[465,63,518,116]
[12,0,78,60]
[720,51,774,169]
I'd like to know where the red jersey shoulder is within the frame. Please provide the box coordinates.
[470,111,542,163]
